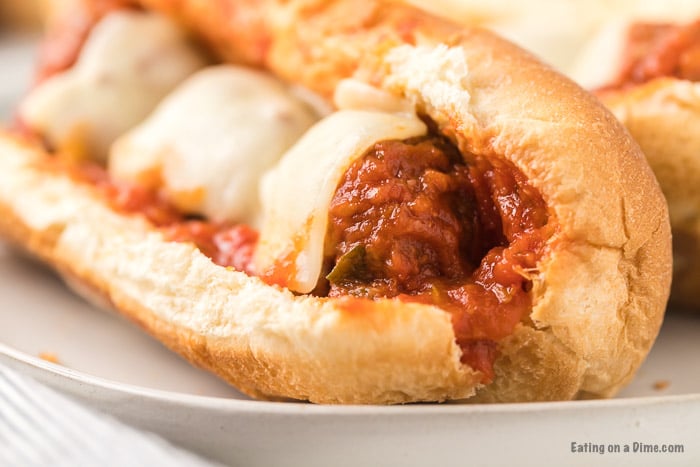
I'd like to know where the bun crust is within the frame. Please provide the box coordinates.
[0,0,671,403]
[598,79,700,309]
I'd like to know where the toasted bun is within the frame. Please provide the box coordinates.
[573,15,700,308]
[0,0,671,403]
[597,79,700,309]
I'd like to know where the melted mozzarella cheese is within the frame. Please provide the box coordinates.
[109,65,319,225]
[569,19,632,89]
[254,110,427,294]
[19,10,207,162]
[333,79,416,114]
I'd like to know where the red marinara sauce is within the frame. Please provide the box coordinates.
[325,137,551,382]
[162,221,258,275]
[608,20,700,89]
[55,161,259,274]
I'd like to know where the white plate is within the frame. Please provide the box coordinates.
[2,245,700,467]
[2,36,700,467]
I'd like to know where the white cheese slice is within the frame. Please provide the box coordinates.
[19,10,207,162]
[569,19,632,89]
[109,65,319,225]
[333,78,416,114]
[254,109,427,294]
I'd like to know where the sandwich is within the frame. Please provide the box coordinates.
[574,16,700,309]
[0,0,672,403]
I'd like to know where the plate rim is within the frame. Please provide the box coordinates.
[3,342,699,416]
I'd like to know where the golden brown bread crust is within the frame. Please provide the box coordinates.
[597,79,700,309]
[0,0,46,28]
[0,0,672,403]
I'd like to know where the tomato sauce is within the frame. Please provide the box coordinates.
[325,137,550,382]
[162,221,258,275]
[325,137,478,297]
[53,161,259,274]
[609,20,700,89]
